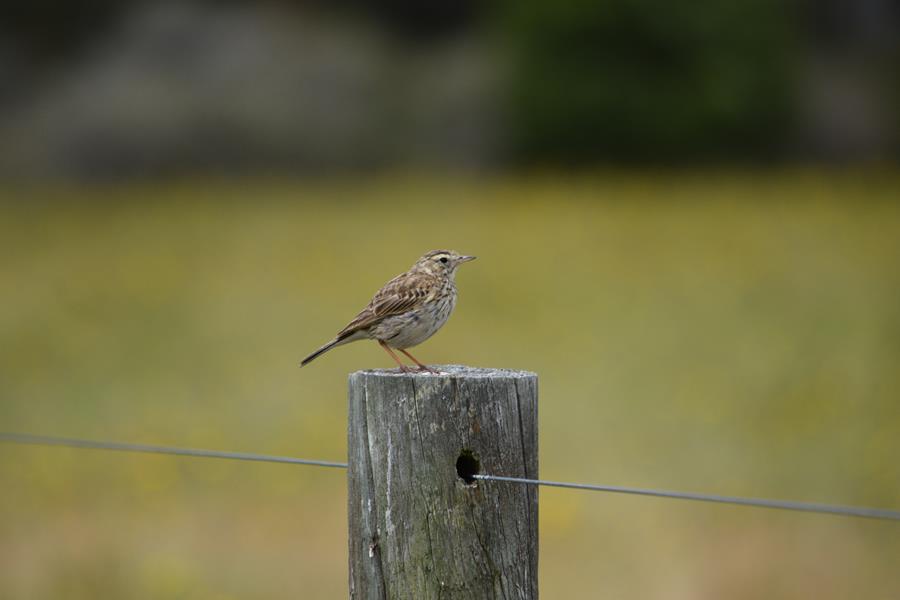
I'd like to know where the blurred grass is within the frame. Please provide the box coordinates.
[1,170,899,599]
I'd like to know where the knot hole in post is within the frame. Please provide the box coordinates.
[455,449,480,485]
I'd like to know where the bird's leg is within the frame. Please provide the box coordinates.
[378,340,411,373]
[398,348,440,374]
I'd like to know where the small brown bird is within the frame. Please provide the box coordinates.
[300,250,476,373]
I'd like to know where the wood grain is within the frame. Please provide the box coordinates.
[348,365,538,599]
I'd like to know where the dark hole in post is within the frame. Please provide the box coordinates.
[456,449,480,485]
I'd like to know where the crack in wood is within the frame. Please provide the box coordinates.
[513,380,536,545]
[360,376,388,600]
[409,377,439,578]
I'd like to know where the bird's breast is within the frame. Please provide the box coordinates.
[375,286,457,349]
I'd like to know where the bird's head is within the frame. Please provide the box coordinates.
[412,250,476,278]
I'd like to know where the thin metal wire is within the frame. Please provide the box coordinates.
[0,432,348,469]
[4,431,898,522]
[472,474,900,521]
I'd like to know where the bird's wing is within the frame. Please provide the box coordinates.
[336,272,437,339]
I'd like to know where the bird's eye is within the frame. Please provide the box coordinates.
[439,257,449,264]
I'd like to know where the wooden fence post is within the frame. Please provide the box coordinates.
[348,365,538,599]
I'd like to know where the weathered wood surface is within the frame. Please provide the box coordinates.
[348,365,538,600]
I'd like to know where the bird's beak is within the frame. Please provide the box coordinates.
[459,255,477,263]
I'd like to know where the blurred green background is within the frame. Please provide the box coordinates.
[2,0,900,598]
[2,173,899,598]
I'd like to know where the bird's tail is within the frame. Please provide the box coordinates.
[300,338,343,367]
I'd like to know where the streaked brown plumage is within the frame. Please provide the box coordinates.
[300,250,476,372]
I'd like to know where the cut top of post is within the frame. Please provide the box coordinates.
[352,364,537,379]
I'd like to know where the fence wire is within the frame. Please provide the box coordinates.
[2,431,898,522]
[0,432,348,469]
[472,474,900,521]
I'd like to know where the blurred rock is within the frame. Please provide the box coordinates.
[0,3,503,179]
[798,57,894,161]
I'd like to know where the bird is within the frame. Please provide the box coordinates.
[300,250,476,373]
